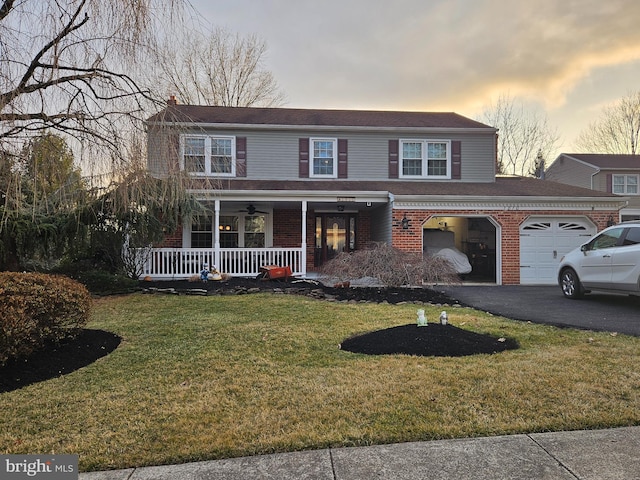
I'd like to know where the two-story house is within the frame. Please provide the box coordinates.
[546,154,640,222]
[143,99,625,285]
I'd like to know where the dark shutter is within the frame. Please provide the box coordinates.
[338,139,348,178]
[236,137,247,177]
[389,140,399,178]
[606,173,612,193]
[451,140,462,179]
[299,138,309,178]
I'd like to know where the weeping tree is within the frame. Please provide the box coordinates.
[0,133,86,270]
[0,0,181,146]
[0,0,194,271]
[0,1,286,273]
[77,142,200,277]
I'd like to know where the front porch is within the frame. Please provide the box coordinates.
[138,247,305,280]
[136,191,392,280]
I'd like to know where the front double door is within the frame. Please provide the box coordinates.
[314,214,356,266]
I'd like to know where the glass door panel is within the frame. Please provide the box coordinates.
[325,216,346,261]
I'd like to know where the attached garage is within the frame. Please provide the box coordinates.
[519,217,596,285]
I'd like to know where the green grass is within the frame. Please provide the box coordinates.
[2,293,639,472]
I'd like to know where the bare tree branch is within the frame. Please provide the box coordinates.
[480,94,559,176]
[151,26,286,107]
[0,0,14,21]
[576,91,640,154]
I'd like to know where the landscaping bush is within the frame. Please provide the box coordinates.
[70,270,139,296]
[52,262,140,295]
[320,243,461,286]
[0,272,92,367]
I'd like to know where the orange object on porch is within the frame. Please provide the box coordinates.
[258,265,293,280]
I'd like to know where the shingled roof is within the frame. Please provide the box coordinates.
[210,176,619,199]
[147,104,495,130]
[560,153,640,169]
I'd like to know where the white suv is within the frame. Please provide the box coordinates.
[558,221,640,299]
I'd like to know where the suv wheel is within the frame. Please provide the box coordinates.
[560,268,584,299]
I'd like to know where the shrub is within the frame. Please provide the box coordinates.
[320,243,460,287]
[0,272,92,366]
[71,270,139,295]
[53,263,139,295]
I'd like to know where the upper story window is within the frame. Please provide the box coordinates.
[613,175,638,195]
[182,135,235,176]
[311,138,337,178]
[400,140,450,178]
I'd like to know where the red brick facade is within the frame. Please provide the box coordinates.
[273,208,372,272]
[159,207,617,284]
[392,209,618,285]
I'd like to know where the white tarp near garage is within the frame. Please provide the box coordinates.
[520,217,596,285]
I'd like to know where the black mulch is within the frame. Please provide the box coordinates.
[1,278,517,392]
[340,323,518,357]
[0,330,121,393]
[138,277,456,304]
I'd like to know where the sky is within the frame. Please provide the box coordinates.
[189,0,640,157]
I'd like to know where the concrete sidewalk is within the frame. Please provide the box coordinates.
[80,425,640,480]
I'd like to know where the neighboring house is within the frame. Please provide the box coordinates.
[144,99,626,285]
[546,153,640,222]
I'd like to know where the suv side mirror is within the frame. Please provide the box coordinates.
[580,244,590,253]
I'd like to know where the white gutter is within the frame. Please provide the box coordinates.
[189,189,391,203]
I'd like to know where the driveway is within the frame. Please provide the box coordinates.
[440,285,640,337]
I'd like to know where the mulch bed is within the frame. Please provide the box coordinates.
[340,323,518,357]
[1,278,518,393]
[138,277,456,304]
[0,329,121,393]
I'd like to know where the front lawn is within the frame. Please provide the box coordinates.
[1,293,639,472]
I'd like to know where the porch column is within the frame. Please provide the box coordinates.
[301,200,307,276]
[214,200,221,270]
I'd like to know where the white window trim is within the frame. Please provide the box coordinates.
[310,138,338,178]
[399,139,451,179]
[181,134,236,177]
[612,174,639,195]
[184,212,273,248]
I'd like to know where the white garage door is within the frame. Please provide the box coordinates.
[520,217,595,285]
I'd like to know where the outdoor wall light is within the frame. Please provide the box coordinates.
[606,215,616,227]
[401,215,410,229]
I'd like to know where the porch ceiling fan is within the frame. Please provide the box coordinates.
[238,204,267,215]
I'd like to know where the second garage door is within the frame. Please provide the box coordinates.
[520,217,595,285]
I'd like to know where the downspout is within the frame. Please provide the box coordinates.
[388,193,395,245]
[214,200,220,270]
[301,200,307,276]
[590,167,601,190]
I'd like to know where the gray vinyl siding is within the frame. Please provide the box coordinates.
[592,172,608,192]
[545,156,596,190]
[160,126,497,182]
[147,125,180,177]
[146,126,168,176]
[370,203,393,244]
[593,169,640,192]
[594,170,640,209]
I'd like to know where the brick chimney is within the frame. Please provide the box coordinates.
[167,95,177,106]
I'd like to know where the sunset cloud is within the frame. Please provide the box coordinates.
[192,0,640,148]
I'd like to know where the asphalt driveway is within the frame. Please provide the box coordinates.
[440,285,640,337]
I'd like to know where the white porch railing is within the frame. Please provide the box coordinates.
[137,247,305,279]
